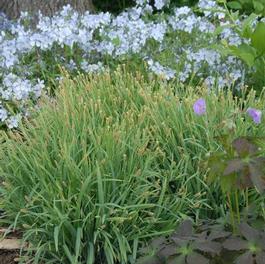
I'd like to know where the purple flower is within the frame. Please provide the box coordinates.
[193,98,206,116]
[247,108,262,124]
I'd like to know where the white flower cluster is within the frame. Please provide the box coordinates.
[147,59,175,80]
[0,0,256,128]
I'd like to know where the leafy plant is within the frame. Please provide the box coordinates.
[207,136,265,191]
[137,220,229,264]
[206,135,265,231]
[1,72,265,262]
[207,136,265,193]
[223,222,265,264]
[227,0,265,15]
[218,4,265,90]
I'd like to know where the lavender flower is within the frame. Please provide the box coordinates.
[193,98,206,115]
[247,108,262,124]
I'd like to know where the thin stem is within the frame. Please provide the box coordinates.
[227,192,236,233]
[245,188,249,221]
[235,190,240,224]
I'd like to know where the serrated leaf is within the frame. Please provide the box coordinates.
[251,22,265,55]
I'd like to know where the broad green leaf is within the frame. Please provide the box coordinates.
[229,44,256,67]
[253,1,264,12]
[251,22,265,55]
[242,13,258,38]
[227,1,242,9]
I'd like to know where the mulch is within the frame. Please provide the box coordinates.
[0,228,23,264]
[0,250,19,264]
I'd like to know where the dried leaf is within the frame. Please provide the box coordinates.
[223,237,248,251]
[0,238,22,250]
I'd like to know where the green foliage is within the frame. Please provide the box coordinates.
[1,71,265,262]
[218,11,265,92]
[93,0,135,14]
[227,0,265,15]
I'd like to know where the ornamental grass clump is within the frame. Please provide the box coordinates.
[1,70,265,263]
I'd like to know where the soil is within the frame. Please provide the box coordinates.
[0,250,19,264]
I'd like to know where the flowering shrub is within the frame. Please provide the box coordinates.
[0,0,264,128]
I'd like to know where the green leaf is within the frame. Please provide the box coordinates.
[253,1,264,12]
[227,1,242,9]
[230,44,256,67]
[54,226,59,252]
[251,22,265,55]
[241,13,258,38]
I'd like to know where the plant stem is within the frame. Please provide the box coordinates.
[227,192,236,233]
[245,188,249,221]
[235,190,240,224]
